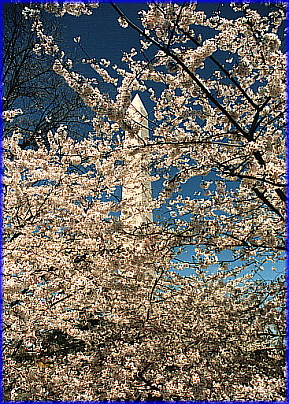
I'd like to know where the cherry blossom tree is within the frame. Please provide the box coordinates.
[3,2,286,401]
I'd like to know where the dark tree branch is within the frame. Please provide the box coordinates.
[178,26,259,110]
[275,188,286,203]
[252,187,284,220]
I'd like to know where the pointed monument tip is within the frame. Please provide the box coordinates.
[129,93,147,116]
[131,93,144,107]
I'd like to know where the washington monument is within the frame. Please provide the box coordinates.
[122,94,152,226]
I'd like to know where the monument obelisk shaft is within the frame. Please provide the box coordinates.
[122,94,152,226]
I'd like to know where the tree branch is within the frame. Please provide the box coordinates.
[252,187,284,220]
[178,26,259,110]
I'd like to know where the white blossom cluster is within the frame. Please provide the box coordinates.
[3,108,23,122]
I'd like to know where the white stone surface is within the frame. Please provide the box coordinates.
[122,94,152,226]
